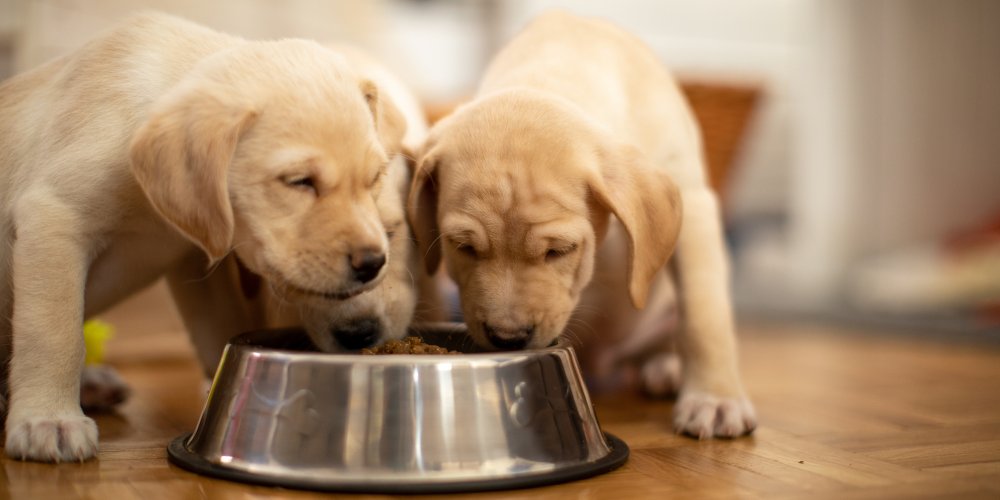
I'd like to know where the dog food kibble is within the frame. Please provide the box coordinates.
[361,336,460,355]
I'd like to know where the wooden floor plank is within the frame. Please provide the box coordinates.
[864,439,1000,469]
[924,460,1000,477]
[810,422,1000,451]
[771,478,1000,500]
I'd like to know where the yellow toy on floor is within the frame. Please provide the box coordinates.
[83,319,115,366]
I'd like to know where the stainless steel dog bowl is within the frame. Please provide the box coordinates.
[168,323,628,493]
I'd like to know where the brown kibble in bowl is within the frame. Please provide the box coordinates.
[361,336,461,355]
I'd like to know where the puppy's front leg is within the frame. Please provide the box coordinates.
[5,195,97,461]
[166,252,257,379]
[673,187,757,439]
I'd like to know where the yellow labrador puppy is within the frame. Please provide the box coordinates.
[0,13,404,461]
[409,11,756,438]
[256,44,440,352]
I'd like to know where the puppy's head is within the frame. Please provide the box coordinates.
[130,40,406,302]
[288,155,418,351]
[257,42,429,352]
[409,90,681,350]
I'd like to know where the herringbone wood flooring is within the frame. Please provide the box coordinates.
[2,283,998,499]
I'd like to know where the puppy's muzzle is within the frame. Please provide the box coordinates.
[483,323,535,350]
[332,317,381,350]
[350,249,386,284]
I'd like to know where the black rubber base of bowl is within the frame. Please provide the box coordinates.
[167,432,629,494]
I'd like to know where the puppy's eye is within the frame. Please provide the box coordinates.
[282,175,317,194]
[545,243,578,261]
[367,169,384,189]
[385,222,402,239]
[455,242,478,258]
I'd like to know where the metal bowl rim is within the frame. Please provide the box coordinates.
[168,432,629,494]
[225,323,575,364]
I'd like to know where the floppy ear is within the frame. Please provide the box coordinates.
[588,144,683,309]
[407,151,442,275]
[361,79,406,156]
[129,89,257,262]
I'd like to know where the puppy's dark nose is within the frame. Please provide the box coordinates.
[350,249,385,283]
[483,322,534,350]
[332,317,380,350]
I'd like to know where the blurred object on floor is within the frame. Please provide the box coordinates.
[848,212,1000,325]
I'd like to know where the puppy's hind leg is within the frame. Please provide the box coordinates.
[79,365,131,412]
[5,192,98,462]
[621,270,683,398]
[641,350,682,399]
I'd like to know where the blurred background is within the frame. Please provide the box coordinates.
[1,0,998,341]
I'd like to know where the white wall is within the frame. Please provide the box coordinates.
[5,0,390,72]
[862,0,1000,252]
[784,0,1000,305]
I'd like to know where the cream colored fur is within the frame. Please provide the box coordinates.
[409,11,755,438]
[0,13,406,461]
[258,44,441,352]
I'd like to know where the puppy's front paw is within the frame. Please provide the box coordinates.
[5,414,99,462]
[80,365,131,412]
[673,390,756,439]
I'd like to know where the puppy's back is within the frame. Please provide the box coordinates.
[0,13,239,187]
[478,11,702,182]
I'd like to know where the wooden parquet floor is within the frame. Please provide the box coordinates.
[2,284,999,499]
